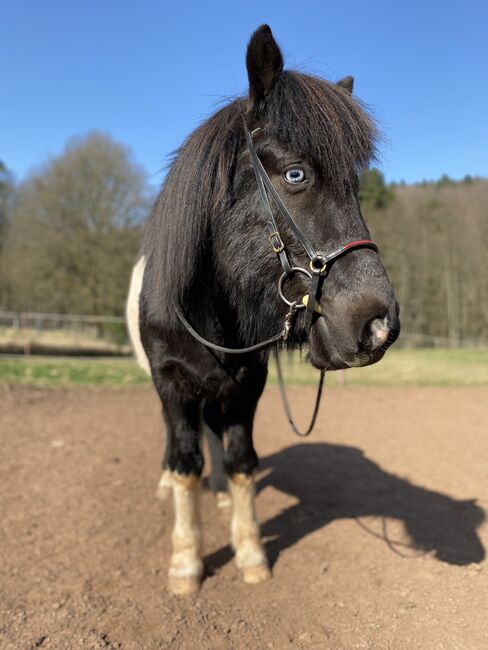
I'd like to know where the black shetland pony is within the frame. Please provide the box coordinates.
[127,25,400,594]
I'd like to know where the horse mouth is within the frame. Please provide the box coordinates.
[307,317,392,371]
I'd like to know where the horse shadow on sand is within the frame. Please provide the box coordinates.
[204,443,485,575]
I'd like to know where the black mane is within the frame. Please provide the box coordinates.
[142,70,378,323]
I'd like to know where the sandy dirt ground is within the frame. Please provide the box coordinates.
[1,383,487,649]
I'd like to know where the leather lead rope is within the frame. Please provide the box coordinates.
[175,306,288,355]
[176,303,325,438]
[175,301,299,355]
[273,347,325,437]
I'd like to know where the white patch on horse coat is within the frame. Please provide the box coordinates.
[126,256,150,374]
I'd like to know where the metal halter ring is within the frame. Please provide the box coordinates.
[310,255,327,274]
[278,267,312,309]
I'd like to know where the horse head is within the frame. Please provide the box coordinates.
[212,25,400,370]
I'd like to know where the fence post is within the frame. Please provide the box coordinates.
[20,312,31,356]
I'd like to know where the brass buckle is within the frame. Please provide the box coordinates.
[269,231,285,254]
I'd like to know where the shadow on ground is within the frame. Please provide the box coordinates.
[204,443,485,576]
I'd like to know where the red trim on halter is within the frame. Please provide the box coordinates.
[342,239,377,251]
[323,239,378,265]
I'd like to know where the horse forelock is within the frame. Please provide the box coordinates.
[266,71,378,191]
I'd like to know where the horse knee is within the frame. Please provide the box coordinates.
[169,440,204,477]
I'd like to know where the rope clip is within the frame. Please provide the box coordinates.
[283,301,298,341]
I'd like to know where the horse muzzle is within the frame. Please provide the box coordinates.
[307,299,400,371]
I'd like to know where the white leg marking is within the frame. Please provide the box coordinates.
[168,473,203,594]
[155,469,173,500]
[230,473,271,584]
[126,256,151,374]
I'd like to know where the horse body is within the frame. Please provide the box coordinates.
[129,25,400,594]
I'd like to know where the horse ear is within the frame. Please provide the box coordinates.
[246,25,284,110]
[337,75,354,94]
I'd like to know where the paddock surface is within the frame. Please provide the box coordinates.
[1,384,487,649]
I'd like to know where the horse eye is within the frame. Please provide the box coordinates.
[284,168,305,184]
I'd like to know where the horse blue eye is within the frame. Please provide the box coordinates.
[284,168,305,184]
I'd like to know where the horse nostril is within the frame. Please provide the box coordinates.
[364,316,390,350]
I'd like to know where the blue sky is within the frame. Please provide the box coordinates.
[2,0,487,188]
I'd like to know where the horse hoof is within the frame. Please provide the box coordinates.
[168,574,201,595]
[216,491,232,509]
[155,471,173,500]
[242,563,271,585]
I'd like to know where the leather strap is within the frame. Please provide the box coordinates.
[273,347,325,437]
[245,127,319,267]
[304,270,322,332]
[175,305,296,355]
[253,155,293,276]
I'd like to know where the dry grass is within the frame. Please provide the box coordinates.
[0,327,130,354]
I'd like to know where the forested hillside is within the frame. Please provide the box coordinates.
[363,174,488,342]
[0,136,486,343]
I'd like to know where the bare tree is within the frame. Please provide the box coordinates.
[3,132,153,315]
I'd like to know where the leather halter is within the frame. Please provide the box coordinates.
[176,123,379,353]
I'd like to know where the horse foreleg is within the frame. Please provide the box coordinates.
[169,471,202,594]
[156,386,204,595]
[229,471,270,583]
[225,417,270,584]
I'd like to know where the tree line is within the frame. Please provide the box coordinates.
[0,133,486,342]
[361,170,488,343]
[0,133,151,316]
